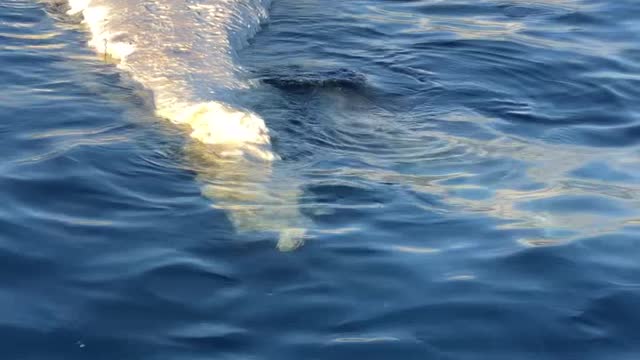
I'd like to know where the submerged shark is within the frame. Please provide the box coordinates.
[56,0,308,251]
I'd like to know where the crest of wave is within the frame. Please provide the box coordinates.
[66,0,307,250]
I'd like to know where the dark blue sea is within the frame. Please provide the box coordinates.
[2,0,640,358]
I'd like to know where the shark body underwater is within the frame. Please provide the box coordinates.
[59,0,313,251]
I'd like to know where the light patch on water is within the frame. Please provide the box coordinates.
[15,135,131,165]
[519,238,567,247]
[446,274,476,281]
[315,227,361,235]
[332,336,400,343]
[323,119,640,247]
[1,43,68,50]
[0,31,62,39]
[391,245,440,254]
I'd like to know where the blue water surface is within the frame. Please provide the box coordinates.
[2,0,640,359]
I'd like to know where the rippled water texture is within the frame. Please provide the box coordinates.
[2,0,640,358]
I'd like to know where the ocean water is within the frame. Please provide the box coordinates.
[1,0,640,358]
